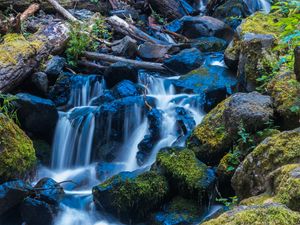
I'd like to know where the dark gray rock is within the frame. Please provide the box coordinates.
[30,72,48,95]
[111,36,137,58]
[44,56,66,81]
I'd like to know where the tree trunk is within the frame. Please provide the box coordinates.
[295,46,300,82]
[0,22,69,93]
[0,0,111,14]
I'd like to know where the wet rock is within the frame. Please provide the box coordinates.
[69,9,93,20]
[0,114,36,182]
[95,162,125,181]
[0,180,32,215]
[163,48,204,74]
[34,178,64,203]
[155,147,216,201]
[232,128,300,199]
[30,72,48,95]
[104,62,138,88]
[151,196,203,225]
[266,72,300,130]
[180,16,234,42]
[14,93,58,141]
[44,56,66,81]
[224,39,240,71]
[192,37,227,52]
[93,170,168,223]
[48,73,72,107]
[32,139,52,166]
[137,108,163,166]
[138,42,171,61]
[188,92,273,165]
[111,36,137,58]
[202,203,300,225]
[21,197,59,225]
[223,92,273,134]
[112,80,140,99]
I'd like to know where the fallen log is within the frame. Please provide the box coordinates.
[106,15,168,45]
[148,0,186,20]
[46,0,77,22]
[83,51,167,72]
[0,0,111,14]
[0,22,69,93]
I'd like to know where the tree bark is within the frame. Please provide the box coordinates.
[0,22,69,93]
[0,0,111,14]
[83,51,167,72]
[148,0,185,20]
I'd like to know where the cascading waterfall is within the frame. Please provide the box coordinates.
[243,0,271,13]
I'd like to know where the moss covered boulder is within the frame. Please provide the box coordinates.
[267,72,300,129]
[202,203,300,225]
[155,147,215,201]
[188,92,274,165]
[0,114,36,183]
[232,128,300,199]
[92,170,168,223]
[269,164,300,211]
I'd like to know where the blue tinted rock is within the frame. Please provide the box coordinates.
[164,48,204,74]
[112,80,140,98]
[34,178,64,203]
[44,56,66,79]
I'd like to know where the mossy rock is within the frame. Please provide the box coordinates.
[151,196,203,225]
[0,114,36,183]
[0,33,43,66]
[232,128,300,199]
[32,140,51,166]
[239,194,274,206]
[202,203,300,225]
[269,164,300,212]
[92,170,168,223]
[155,147,215,200]
[267,72,300,130]
[188,98,231,165]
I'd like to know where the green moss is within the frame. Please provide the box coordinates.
[94,171,168,220]
[168,196,202,216]
[202,204,300,225]
[270,164,300,211]
[240,194,274,206]
[156,148,213,196]
[0,33,43,66]
[241,13,281,36]
[0,114,36,182]
[188,99,231,162]
[267,72,300,126]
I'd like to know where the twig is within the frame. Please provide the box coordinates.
[46,0,78,22]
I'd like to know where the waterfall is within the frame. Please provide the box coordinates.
[51,75,105,170]
[244,0,271,13]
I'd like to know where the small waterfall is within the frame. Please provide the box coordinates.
[244,0,271,13]
[51,75,105,170]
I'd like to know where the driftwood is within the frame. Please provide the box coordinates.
[0,22,69,93]
[106,15,167,45]
[83,51,167,72]
[46,0,77,22]
[0,0,111,14]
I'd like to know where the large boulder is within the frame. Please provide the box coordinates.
[188,92,273,165]
[155,147,215,201]
[179,16,234,42]
[0,114,36,182]
[267,72,300,130]
[14,93,58,141]
[93,170,168,223]
[0,180,32,215]
[202,204,300,225]
[163,48,204,74]
[232,128,300,199]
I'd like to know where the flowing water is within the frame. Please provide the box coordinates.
[35,53,234,224]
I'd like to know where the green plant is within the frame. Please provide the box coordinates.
[149,5,167,25]
[0,94,19,123]
[216,196,238,209]
[225,151,241,172]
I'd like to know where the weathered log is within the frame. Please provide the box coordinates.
[20,3,40,21]
[106,15,168,45]
[0,0,111,14]
[83,51,167,72]
[294,46,300,82]
[46,0,77,22]
[0,22,69,93]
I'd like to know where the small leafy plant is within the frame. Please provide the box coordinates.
[216,196,239,209]
[0,94,19,123]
